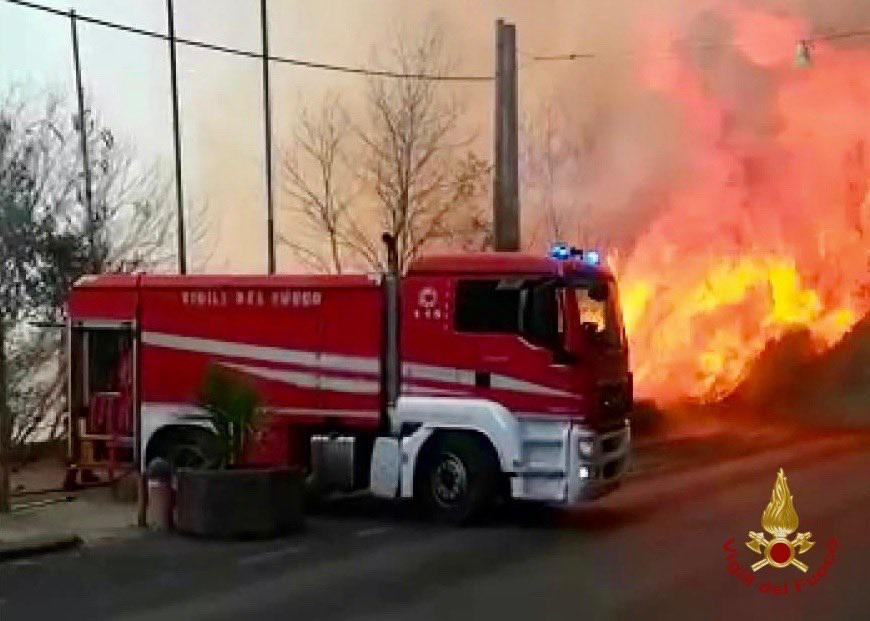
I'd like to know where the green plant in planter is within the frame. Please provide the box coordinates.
[199,365,262,467]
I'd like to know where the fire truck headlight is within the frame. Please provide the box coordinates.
[578,466,592,480]
[578,439,595,459]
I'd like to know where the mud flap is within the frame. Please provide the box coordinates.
[369,437,400,498]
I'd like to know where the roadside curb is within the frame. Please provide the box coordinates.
[0,535,82,562]
[628,429,865,482]
[608,434,865,514]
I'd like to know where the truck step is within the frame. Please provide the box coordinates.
[520,437,563,446]
[516,465,566,477]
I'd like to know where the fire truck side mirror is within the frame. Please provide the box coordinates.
[589,282,609,302]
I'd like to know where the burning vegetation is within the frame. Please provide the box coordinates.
[613,4,869,407]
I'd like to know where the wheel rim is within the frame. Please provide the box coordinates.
[170,444,208,469]
[431,452,468,508]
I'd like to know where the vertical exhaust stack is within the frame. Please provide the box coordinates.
[381,233,401,432]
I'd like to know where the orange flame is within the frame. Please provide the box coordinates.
[616,4,870,404]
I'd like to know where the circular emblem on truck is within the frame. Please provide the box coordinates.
[418,287,438,309]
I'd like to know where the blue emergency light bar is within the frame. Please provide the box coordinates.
[550,243,573,260]
[549,243,601,266]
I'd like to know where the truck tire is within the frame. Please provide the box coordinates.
[415,433,500,525]
[149,428,222,471]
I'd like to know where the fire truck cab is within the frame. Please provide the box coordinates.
[66,247,632,521]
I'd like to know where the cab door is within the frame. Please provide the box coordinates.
[451,277,578,415]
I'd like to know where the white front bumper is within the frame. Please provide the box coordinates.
[511,418,631,505]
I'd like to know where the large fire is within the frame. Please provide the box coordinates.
[613,3,870,404]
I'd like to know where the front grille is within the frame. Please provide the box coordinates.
[602,435,621,454]
[596,383,631,430]
[603,459,622,479]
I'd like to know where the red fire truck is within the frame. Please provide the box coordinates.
[65,245,632,521]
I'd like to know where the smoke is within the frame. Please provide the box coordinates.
[182,0,870,403]
[500,0,870,250]
[597,0,870,404]
[6,0,863,275]
[174,1,869,409]
[178,0,666,269]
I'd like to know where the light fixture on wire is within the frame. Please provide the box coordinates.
[794,40,813,68]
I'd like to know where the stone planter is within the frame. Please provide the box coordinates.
[175,467,304,538]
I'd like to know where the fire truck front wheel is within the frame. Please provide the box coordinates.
[415,432,500,525]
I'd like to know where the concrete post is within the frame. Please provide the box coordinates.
[493,19,520,251]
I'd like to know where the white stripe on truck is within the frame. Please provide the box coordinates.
[221,362,380,394]
[142,331,573,399]
[143,331,377,372]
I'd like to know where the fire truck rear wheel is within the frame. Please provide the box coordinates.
[148,428,222,471]
[415,433,500,525]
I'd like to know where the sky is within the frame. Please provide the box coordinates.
[1,0,868,272]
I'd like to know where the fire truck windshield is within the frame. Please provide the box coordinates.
[570,279,625,349]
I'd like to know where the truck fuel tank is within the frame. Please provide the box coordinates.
[311,435,368,492]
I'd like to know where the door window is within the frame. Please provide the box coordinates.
[455,280,522,334]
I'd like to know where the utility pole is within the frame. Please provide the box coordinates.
[493,19,520,251]
[261,0,276,274]
[70,11,95,269]
[167,0,187,274]
[0,317,10,513]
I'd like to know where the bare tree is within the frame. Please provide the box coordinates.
[278,28,490,275]
[349,27,490,273]
[520,102,579,249]
[280,94,352,274]
[1,91,181,287]
[0,89,199,507]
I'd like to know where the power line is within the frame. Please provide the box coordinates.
[527,27,870,64]
[2,0,494,82]
[810,28,870,42]
[531,53,596,61]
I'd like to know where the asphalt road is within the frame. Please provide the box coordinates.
[1,429,869,621]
